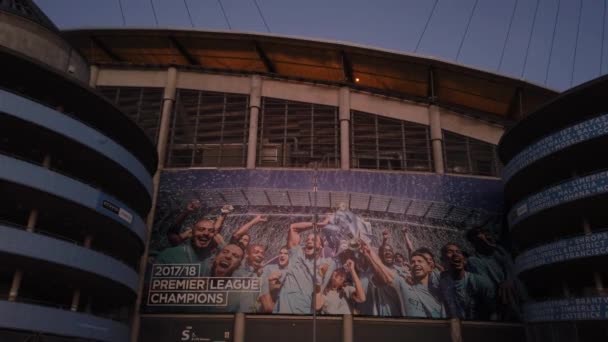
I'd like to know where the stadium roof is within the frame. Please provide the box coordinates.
[63,28,558,125]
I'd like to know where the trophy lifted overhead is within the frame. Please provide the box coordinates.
[322,202,374,257]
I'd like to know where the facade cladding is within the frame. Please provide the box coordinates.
[499,76,608,342]
[0,1,157,342]
[7,2,604,342]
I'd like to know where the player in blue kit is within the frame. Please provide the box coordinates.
[258,246,291,313]
[439,242,495,320]
[274,217,336,314]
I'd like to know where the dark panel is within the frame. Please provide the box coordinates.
[462,323,526,342]
[140,316,234,342]
[353,319,450,342]
[246,318,341,342]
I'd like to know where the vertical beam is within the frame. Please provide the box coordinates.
[71,234,94,311]
[247,75,262,169]
[428,105,444,174]
[157,67,178,169]
[130,67,178,342]
[89,65,99,88]
[8,154,50,301]
[339,87,351,170]
[233,313,246,342]
[343,315,353,342]
[449,318,462,342]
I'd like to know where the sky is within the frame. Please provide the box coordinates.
[34,0,608,91]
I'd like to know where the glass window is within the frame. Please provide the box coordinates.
[257,98,339,168]
[167,89,249,168]
[443,131,500,177]
[98,86,163,144]
[351,111,432,172]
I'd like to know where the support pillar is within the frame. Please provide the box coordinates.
[8,155,49,301]
[449,318,462,342]
[233,313,246,342]
[130,67,177,342]
[343,314,353,342]
[89,65,99,88]
[339,87,350,170]
[247,75,262,169]
[71,235,93,311]
[429,105,444,174]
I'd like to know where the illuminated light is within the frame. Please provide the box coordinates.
[355,78,360,82]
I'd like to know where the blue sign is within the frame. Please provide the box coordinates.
[524,297,608,322]
[508,170,608,227]
[515,231,608,274]
[503,113,608,183]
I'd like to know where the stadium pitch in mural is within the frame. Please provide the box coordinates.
[142,169,524,321]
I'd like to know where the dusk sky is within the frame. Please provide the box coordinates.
[35,0,608,91]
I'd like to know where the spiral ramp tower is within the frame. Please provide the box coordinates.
[0,1,157,341]
[499,76,608,341]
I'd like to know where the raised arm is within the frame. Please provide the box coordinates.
[232,214,267,241]
[167,199,201,246]
[287,215,330,249]
[360,240,395,285]
[213,204,234,233]
[402,226,415,257]
[345,259,366,303]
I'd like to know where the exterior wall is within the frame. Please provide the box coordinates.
[94,69,503,146]
[0,11,88,82]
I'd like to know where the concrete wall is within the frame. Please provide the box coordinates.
[0,11,89,82]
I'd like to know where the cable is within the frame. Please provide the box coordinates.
[217,0,232,30]
[183,0,194,27]
[601,0,606,76]
[117,0,126,26]
[544,0,561,85]
[415,0,439,53]
[571,0,583,87]
[252,0,271,32]
[456,0,479,61]
[497,0,519,71]
[521,0,541,78]
[150,0,159,26]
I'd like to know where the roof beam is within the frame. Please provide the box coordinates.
[428,66,437,103]
[169,35,199,66]
[254,42,276,73]
[506,87,523,121]
[341,50,354,83]
[90,36,123,63]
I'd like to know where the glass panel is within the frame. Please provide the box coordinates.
[351,111,431,172]
[167,89,248,168]
[258,98,339,168]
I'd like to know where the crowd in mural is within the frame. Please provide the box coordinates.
[147,199,522,321]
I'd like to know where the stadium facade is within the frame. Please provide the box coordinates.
[0,1,157,342]
[499,75,608,341]
[7,1,604,342]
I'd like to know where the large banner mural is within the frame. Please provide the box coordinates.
[142,169,524,321]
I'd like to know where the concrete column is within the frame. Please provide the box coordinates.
[89,65,99,88]
[449,318,462,342]
[71,234,93,311]
[428,105,444,174]
[246,75,262,169]
[156,67,178,168]
[130,67,177,342]
[233,313,246,342]
[339,87,350,170]
[8,154,49,301]
[342,315,353,342]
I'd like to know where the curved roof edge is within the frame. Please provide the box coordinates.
[62,26,559,92]
[63,27,559,124]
